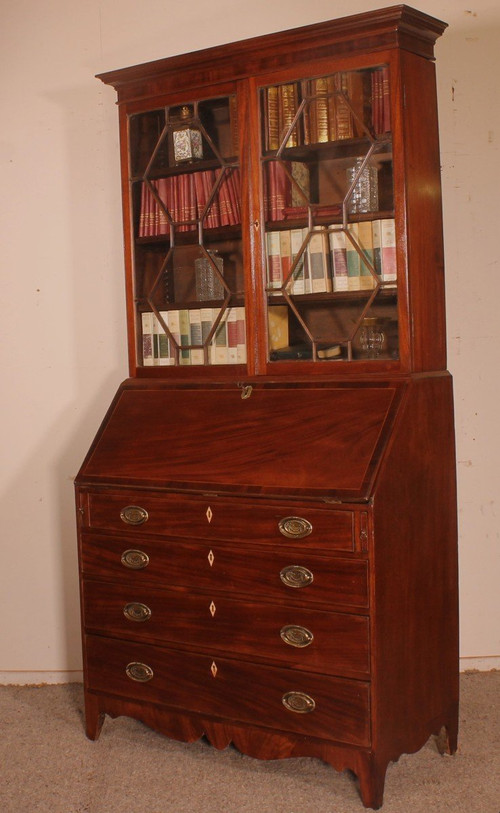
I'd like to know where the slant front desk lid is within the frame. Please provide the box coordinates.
[77,380,406,501]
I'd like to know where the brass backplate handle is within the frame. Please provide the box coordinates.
[280,625,314,648]
[125,662,154,682]
[120,505,149,526]
[280,565,314,589]
[121,549,150,570]
[123,602,152,622]
[282,691,316,714]
[278,516,312,539]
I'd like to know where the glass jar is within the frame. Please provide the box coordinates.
[346,158,379,214]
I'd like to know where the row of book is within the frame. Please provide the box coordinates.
[138,168,241,237]
[141,307,246,366]
[263,67,390,151]
[266,218,396,295]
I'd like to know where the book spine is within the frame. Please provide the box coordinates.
[290,228,306,294]
[335,72,354,141]
[212,309,228,364]
[267,305,289,352]
[381,218,397,282]
[329,229,349,292]
[158,312,173,365]
[141,311,154,366]
[372,219,382,281]
[235,306,247,364]
[226,308,239,364]
[189,309,204,365]
[266,86,280,151]
[279,83,299,147]
[266,231,282,291]
[279,229,292,292]
[178,309,191,365]
[346,224,361,291]
[357,220,376,290]
[308,230,331,293]
[167,310,181,365]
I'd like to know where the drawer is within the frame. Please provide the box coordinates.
[85,633,371,747]
[84,491,355,552]
[82,580,370,678]
[80,533,369,610]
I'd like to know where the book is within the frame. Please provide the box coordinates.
[329,229,349,292]
[380,218,397,283]
[265,85,280,150]
[270,342,312,361]
[211,309,228,364]
[279,229,292,292]
[346,224,361,291]
[156,312,172,365]
[189,309,204,365]
[317,344,342,360]
[178,309,191,365]
[235,306,247,364]
[307,230,332,293]
[357,220,376,290]
[141,311,154,366]
[287,229,308,295]
[268,305,289,352]
[167,310,180,364]
[372,218,383,281]
[266,231,282,291]
[279,83,299,148]
[226,308,239,364]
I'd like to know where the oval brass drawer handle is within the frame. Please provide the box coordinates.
[125,662,154,682]
[278,516,312,539]
[121,549,150,570]
[123,602,152,622]
[282,691,316,714]
[120,505,149,526]
[280,565,314,589]
[280,625,314,648]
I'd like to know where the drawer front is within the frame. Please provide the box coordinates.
[83,581,370,678]
[85,634,370,746]
[81,533,369,610]
[85,492,355,552]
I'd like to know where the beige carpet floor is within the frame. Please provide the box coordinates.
[1,671,499,813]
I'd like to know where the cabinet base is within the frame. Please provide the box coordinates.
[84,691,457,809]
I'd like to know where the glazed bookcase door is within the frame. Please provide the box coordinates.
[259,64,399,368]
[129,93,246,370]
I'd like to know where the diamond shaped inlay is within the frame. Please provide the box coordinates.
[206,506,213,523]
[210,661,218,678]
[208,550,215,567]
[209,601,216,617]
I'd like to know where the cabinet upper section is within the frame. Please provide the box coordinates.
[98,6,448,379]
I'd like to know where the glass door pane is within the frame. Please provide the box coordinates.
[261,66,398,364]
[129,95,245,367]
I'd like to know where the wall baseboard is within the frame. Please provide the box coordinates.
[0,671,84,685]
[459,655,500,672]
[1,658,498,686]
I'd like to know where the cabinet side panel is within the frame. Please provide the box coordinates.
[371,374,458,758]
[401,52,447,372]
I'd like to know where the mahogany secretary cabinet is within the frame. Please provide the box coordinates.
[75,6,458,808]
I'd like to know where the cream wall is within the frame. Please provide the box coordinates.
[1,0,498,683]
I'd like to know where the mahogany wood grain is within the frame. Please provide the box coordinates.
[85,634,371,746]
[80,532,370,609]
[77,381,403,500]
[97,7,446,103]
[77,9,456,809]
[83,490,356,550]
[82,579,370,677]
[370,373,458,766]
